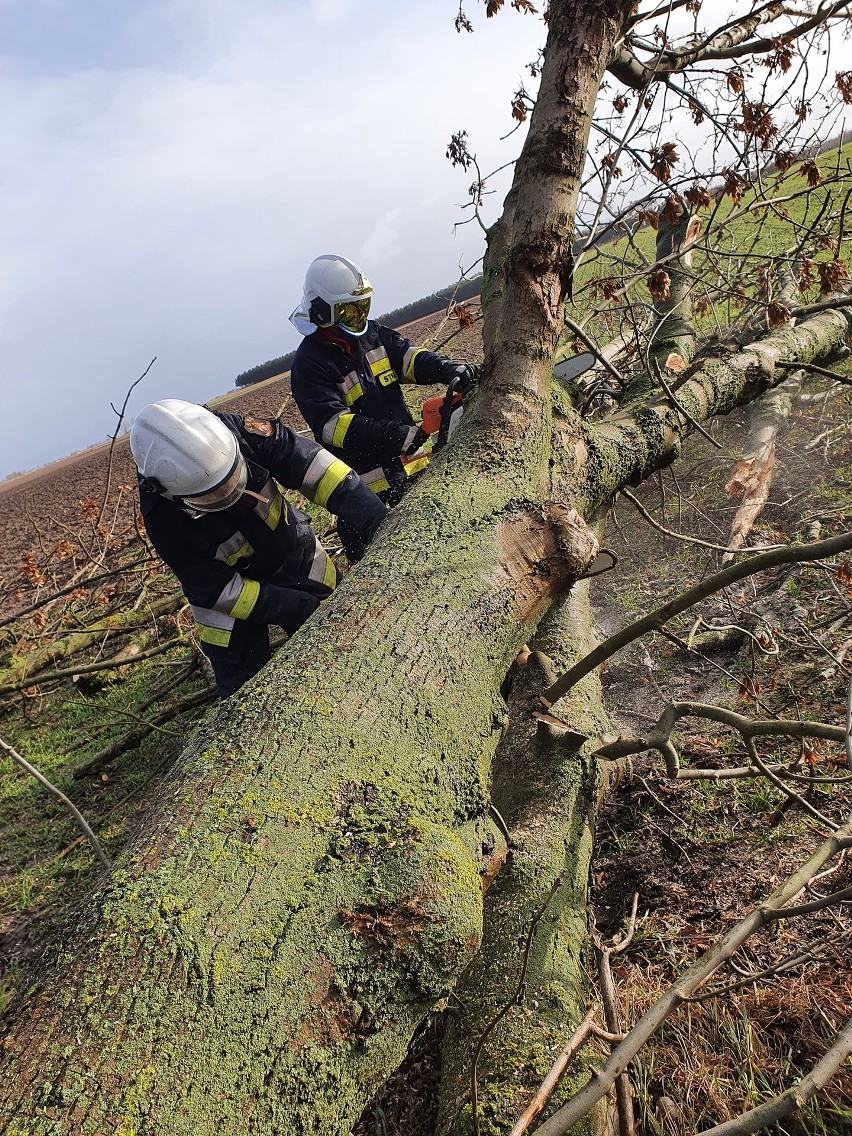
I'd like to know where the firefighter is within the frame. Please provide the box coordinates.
[289,254,479,559]
[130,399,387,698]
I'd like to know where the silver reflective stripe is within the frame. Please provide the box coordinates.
[210,575,244,614]
[189,604,235,632]
[214,531,252,566]
[364,347,387,366]
[308,539,328,585]
[301,449,336,495]
[322,411,346,446]
[339,370,361,398]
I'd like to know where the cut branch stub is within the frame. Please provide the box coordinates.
[496,505,598,621]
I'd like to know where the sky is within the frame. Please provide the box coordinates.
[0,1,843,479]
[0,0,546,477]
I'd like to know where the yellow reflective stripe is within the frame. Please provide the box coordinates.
[403,454,430,477]
[332,413,355,447]
[230,578,260,620]
[313,459,350,508]
[196,625,232,647]
[367,475,389,494]
[215,530,253,566]
[342,382,363,406]
[404,347,426,381]
[264,488,283,530]
[323,554,337,590]
[370,357,397,386]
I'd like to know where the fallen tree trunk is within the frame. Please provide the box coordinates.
[437,584,610,1136]
[1,2,851,1132]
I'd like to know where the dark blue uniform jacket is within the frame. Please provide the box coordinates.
[138,412,385,652]
[289,321,454,495]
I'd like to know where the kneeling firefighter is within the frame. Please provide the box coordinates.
[131,399,386,698]
[289,254,479,559]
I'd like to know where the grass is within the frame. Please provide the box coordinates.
[563,141,852,366]
[0,643,209,1005]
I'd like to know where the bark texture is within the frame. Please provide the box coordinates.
[1,1,851,1132]
[437,586,610,1136]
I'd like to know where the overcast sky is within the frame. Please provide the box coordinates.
[1,1,842,480]
[0,0,548,477]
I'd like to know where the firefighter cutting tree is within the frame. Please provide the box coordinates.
[289,254,479,559]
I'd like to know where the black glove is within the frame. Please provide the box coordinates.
[267,587,322,636]
[336,486,388,558]
[443,362,480,393]
[401,425,430,454]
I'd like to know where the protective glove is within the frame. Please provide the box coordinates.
[444,362,480,393]
[401,425,430,454]
[336,486,388,558]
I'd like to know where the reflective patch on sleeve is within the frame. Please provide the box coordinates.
[339,371,363,407]
[249,478,285,530]
[321,411,355,448]
[402,346,426,381]
[314,459,350,507]
[403,453,430,477]
[215,531,254,566]
[308,538,338,592]
[361,467,391,494]
[190,602,236,647]
[195,624,233,647]
[302,451,351,507]
[230,577,260,619]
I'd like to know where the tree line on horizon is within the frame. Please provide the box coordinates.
[233,274,483,388]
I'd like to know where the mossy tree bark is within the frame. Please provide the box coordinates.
[1,3,851,1135]
[437,585,611,1136]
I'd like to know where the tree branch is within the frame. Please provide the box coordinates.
[541,532,852,708]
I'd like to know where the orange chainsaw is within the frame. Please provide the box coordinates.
[419,376,466,452]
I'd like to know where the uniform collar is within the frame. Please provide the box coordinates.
[317,323,367,359]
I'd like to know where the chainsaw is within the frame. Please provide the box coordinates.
[409,351,598,462]
[419,375,466,453]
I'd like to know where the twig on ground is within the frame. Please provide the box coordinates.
[619,487,777,554]
[507,1008,599,1136]
[541,532,852,708]
[0,556,156,630]
[72,687,213,779]
[593,894,640,1136]
[0,736,111,871]
[530,815,852,1136]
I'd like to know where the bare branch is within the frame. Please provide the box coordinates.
[97,358,156,529]
[541,532,852,708]
[531,815,852,1136]
[0,736,111,871]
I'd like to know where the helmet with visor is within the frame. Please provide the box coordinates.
[303,254,373,336]
[131,400,248,512]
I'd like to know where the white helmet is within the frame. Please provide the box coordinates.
[130,400,247,511]
[302,253,373,335]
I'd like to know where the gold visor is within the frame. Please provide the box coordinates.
[180,455,248,512]
[333,297,371,333]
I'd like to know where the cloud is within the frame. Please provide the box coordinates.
[0,1,547,476]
